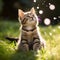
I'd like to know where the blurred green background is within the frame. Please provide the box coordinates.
[0,0,60,25]
[0,0,60,60]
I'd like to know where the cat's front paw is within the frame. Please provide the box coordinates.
[33,43,40,51]
[33,39,40,51]
[22,44,29,51]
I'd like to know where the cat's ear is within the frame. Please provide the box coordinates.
[18,9,24,20]
[30,7,35,14]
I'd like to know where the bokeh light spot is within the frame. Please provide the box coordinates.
[39,10,43,14]
[49,4,55,10]
[44,18,51,25]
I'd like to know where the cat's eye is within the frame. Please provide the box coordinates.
[22,18,27,24]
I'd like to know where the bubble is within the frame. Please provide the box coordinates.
[53,17,57,20]
[49,3,51,5]
[33,0,36,2]
[37,6,39,9]
[49,4,55,10]
[44,18,51,25]
[39,10,43,14]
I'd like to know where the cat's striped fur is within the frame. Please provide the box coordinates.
[17,7,46,51]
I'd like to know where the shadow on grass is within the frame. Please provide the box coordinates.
[0,40,13,60]
[10,50,38,60]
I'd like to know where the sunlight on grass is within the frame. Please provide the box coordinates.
[0,40,15,60]
[0,20,60,60]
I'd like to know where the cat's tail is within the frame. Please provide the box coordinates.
[5,36,18,42]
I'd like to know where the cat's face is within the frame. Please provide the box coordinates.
[18,7,38,27]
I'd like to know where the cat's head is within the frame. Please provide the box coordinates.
[18,7,38,26]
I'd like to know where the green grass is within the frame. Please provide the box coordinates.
[0,19,60,60]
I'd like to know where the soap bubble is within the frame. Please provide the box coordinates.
[39,10,43,14]
[44,18,51,25]
[49,4,55,10]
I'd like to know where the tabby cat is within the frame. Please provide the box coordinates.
[17,7,46,51]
